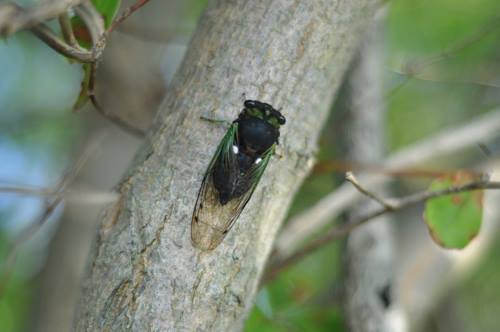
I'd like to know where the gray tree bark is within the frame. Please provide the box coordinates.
[74,0,381,330]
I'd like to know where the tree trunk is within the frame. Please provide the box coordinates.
[74,0,380,330]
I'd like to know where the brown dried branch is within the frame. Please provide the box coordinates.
[263,178,500,284]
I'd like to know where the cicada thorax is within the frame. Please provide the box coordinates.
[237,114,280,155]
[212,117,279,205]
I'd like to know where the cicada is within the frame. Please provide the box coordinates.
[191,100,286,250]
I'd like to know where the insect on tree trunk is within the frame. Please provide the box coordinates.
[74,0,381,330]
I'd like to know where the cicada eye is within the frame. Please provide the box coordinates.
[244,100,257,108]
[278,115,286,125]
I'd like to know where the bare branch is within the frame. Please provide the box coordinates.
[30,23,94,62]
[58,12,78,47]
[263,179,500,283]
[345,171,395,209]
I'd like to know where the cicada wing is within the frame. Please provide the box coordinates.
[191,142,275,251]
[191,122,238,250]
[220,144,275,232]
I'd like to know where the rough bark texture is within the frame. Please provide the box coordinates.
[74,0,380,330]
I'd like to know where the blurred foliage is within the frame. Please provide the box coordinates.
[0,26,84,332]
[386,0,500,151]
[451,238,500,332]
[246,242,345,332]
[0,231,35,332]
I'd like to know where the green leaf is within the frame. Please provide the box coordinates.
[70,0,122,48]
[424,173,483,249]
[92,0,122,28]
[72,63,92,111]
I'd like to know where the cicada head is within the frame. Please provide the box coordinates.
[242,100,286,128]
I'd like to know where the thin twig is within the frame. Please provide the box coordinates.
[107,0,152,34]
[262,179,500,284]
[86,60,146,137]
[2,3,95,62]
[387,16,500,97]
[0,185,54,197]
[407,17,500,72]
[73,2,105,49]
[58,11,78,47]
[389,69,500,90]
[346,171,395,209]
[74,1,148,137]
[0,185,118,205]
[30,23,94,61]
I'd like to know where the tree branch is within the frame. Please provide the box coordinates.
[73,0,382,330]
